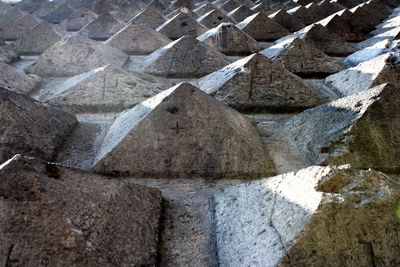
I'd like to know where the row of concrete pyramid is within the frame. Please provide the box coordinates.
[2,75,400,178]
[2,0,397,54]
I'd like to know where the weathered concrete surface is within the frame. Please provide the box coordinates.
[0,63,41,95]
[197,23,263,56]
[197,53,324,112]
[287,83,400,173]
[64,7,99,31]
[0,43,19,64]
[214,165,400,266]
[227,5,253,22]
[129,6,166,29]
[274,23,358,57]
[0,13,42,41]
[26,35,129,77]
[106,24,172,55]
[111,3,141,22]
[0,88,77,163]
[142,35,230,78]
[93,83,276,178]
[268,9,305,33]
[156,12,208,40]
[196,9,235,28]
[261,37,344,77]
[129,177,243,267]
[79,13,125,41]
[324,52,400,96]
[236,12,289,42]
[0,155,163,266]
[46,65,173,113]
[42,4,75,24]
[15,21,62,55]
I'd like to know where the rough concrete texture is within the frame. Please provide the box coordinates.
[15,21,62,55]
[0,63,41,95]
[111,3,141,22]
[0,13,42,41]
[268,9,305,33]
[197,23,263,56]
[237,12,289,42]
[194,2,217,16]
[196,8,235,29]
[324,52,400,96]
[42,3,75,24]
[197,53,324,112]
[106,24,172,55]
[0,8,26,31]
[0,88,77,163]
[79,13,125,41]
[214,164,400,267]
[64,7,99,31]
[227,5,253,22]
[142,35,230,78]
[0,2,12,15]
[287,83,400,173]
[156,12,208,40]
[26,35,129,77]
[261,37,344,77]
[46,65,174,113]
[275,23,358,57]
[220,0,241,13]
[0,43,19,64]
[93,83,276,178]
[0,155,163,266]
[129,177,244,267]
[129,6,166,29]
[317,9,372,42]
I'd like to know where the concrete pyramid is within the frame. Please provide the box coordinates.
[287,5,311,25]
[26,35,129,77]
[0,155,163,266]
[288,83,400,172]
[197,9,235,28]
[317,9,371,42]
[324,52,400,96]
[156,12,208,40]
[106,24,171,55]
[0,8,26,27]
[214,164,400,266]
[46,65,173,113]
[65,7,99,31]
[268,9,305,32]
[111,2,141,22]
[197,23,263,56]
[0,88,76,163]
[261,37,344,77]
[79,13,125,41]
[15,0,57,16]
[42,4,75,24]
[129,6,166,29]
[197,53,324,112]
[15,21,62,55]
[194,2,217,16]
[275,23,358,57]
[227,5,253,22]
[220,0,241,13]
[93,0,115,14]
[0,13,42,41]
[0,63,41,95]
[92,82,276,178]
[315,0,347,20]
[142,35,230,77]
[236,12,289,41]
